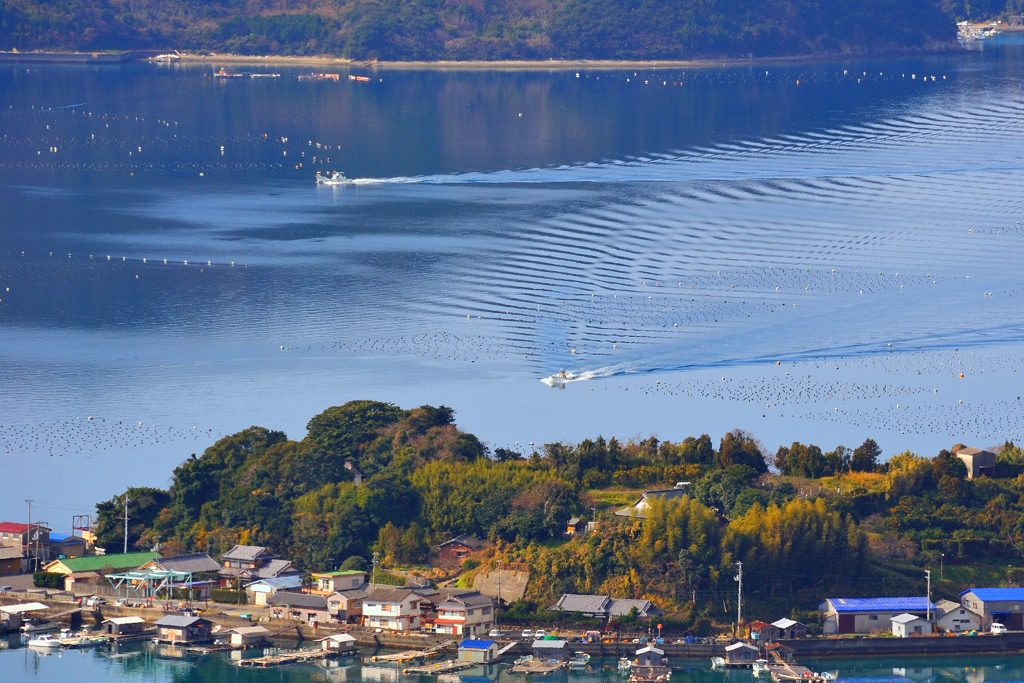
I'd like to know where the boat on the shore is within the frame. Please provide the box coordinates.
[317,171,354,186]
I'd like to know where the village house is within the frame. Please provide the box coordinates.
[533,639,568,661]
[724,642,758,665]
[954,447,996,480]
[312,570,367,594]
[549,593,663,620]
[960,587,1024,630]
[270,592,332,625]
[48,534,87,559]
[614,486,690,518]
[458,639,499,663]
[154,615,213,644]
[103,616,147,637]
[246,575,304,606]
[565,517,585,537]
[436,535,489,564]
[218,545,300,585]
[771,618,807,639]
[320,633,359,654]
[891,613,932,637]
[0,547,22,575]
[44,551,160,577]
[0,522,51,569]
[433,589,495,637]
[229,626,271,647]
[362,587,423,631]
[936,599,983,633]
[142,553,221,574]
[327,587,369,622]
[819,597,936,634]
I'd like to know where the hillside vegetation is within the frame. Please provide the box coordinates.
[0,0,962,60]
[93,400,1024,628]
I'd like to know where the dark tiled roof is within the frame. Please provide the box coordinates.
[364,587,418,603]
[550,594,610,614]
[155,615,208,628]
[152,554,221,573]
[439,534,487,549]
[270,593,328,609]
[221,545,278,562]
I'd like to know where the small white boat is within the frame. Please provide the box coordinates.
[618,658,633,673]
[753,660,772,677]
[569,652,591,670]
[28,633,61,649]
[513,655,534,666]
[820,673,837,682]
[316,171,354,186]
[711,657,726,669]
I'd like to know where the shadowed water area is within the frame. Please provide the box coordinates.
[3,39,1024,521]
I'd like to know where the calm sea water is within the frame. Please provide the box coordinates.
[4,39,1024,523]
[0,637,1019,683]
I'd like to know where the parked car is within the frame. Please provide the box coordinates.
[0,586,12,593]
[84,597,107,607]
[991,623,1008,635]
[488,629,501,638]
[534,629,546,639]
[521,629,534,639]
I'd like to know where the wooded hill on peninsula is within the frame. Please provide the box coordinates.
[0,0,968,61]
[93,400,1024,628]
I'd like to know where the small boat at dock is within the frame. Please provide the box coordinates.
[28,633,61,649]
[569,652,591,670]
[618,658,633,674]
[712,657,726,669]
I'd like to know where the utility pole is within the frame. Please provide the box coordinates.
[496,560,502,630]
[737,561,743,625]
[372,551,379,590]
[925,569,931,622]
[940,553,944,580]
[123,494,131,554]
[25,499,33,572]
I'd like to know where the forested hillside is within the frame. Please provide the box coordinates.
[0,0,964,61]
[93,400,1024,626]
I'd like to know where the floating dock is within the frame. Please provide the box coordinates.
[238,648,331,667]
[372,649,441,663]
[511,659,566,674]
[403,659,478,675]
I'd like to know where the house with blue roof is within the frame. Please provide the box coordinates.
[960,588,1024,630]
[819,597,936,634]
[458,639,498,663]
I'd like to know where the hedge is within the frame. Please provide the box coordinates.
[33,572,64,589]
[210,589,247,604]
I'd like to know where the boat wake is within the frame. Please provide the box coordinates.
[540,367,618,386]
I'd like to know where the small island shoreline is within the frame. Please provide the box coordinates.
[0,44,963,71]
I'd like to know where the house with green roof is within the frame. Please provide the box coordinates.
[43,551,160,575]
[312,570,367,594]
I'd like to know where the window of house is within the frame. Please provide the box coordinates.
[482,607,491,615]
[868,615,878,621]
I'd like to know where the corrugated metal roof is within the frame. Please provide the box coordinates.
[459,639,496,649]
[155,615,205,628]
[771,618,799,629]
[827,598,935,613]
[532,640,567,649]
[104,616,145,625]
[961,588,1024,601]
[891,613,925,623]
[48,552,160,573]
[725,642,757,651]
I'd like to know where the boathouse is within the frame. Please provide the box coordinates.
[635,645,664,666]
[229,626,271,647]
[764,642,795,663]
[320,633,359,653]
[724,642,758,665]
[891,613,932,637]
[103,616,146,636]
[533,639,568,661]
[458,639,499,663]
[154,615,213,643]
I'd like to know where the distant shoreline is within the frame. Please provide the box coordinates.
[0,45,963,71]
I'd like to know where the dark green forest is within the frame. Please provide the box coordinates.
[0,0,991,61]
[92,400,1024,625]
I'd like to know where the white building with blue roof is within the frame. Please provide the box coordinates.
[458,639,498,663]
[960,588,1024,630]
[819,597,936,634]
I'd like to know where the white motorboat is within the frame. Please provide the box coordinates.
[618,658,633,674]
[711,657,726,669]
[753,660,772,677]
[316,171,354,186]
[569,652,591,670]
[21,620,59,633]
[28,633,61,649]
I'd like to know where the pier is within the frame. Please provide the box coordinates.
[237,648,332,668]
[510,659,566,674]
